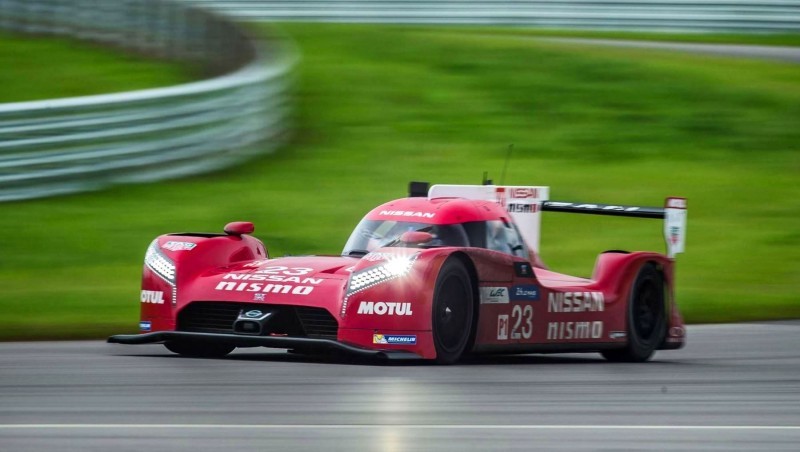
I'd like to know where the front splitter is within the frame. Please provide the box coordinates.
[107,331,421,360]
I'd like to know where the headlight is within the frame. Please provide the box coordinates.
[145,240,176,283]
[347,254,417,293]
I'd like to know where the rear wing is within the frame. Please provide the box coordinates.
[543,198,687,258]
[427,184,687,258]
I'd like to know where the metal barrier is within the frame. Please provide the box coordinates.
[0,0,296,202]
[184,0,800,32]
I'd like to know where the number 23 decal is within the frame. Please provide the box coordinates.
[255,266,313,276]
[511,305,533,339]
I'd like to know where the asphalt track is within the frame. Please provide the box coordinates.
[1,321,799,451]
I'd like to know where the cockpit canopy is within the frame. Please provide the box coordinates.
[342,218,529,259]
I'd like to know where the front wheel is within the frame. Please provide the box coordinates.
[601,262,667,363]
[164,341,235,358]
[431,257,474,364]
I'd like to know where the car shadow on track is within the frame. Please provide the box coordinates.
[118,348,687,367]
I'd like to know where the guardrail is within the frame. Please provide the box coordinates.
[184,0,800,32]
[0,0,295,202]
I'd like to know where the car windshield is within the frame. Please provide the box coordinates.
[342,219,470,256]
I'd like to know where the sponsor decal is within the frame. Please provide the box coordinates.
[373,334,417,345]
[357,301,413,316]
[162,241,196,251]
[379,210,435,219]
[244,310,263,318]
[497,187,540,206]
[670,226,680,245]
[513,262,532,278]
[609,331,627,340]
[547,292,605,313]
[545,201,640,213]
[217,270,322,296]
[510,188,539,199]
[480,287,510,304]
[253,293,266,302]
[507,203,538,213]
[222,273,323,285]
[547,321,603,340]
[497,314,509,340]
[139,321,152,332]
[215,281,315,295]
[140,290,164,304]
[252,266,313,276]
[510,285,540,301]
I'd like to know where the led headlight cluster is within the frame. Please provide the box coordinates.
[347,253,418,294]
[145,240,176,283]
[341,253,419,318]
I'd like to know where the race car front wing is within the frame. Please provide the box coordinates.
[107,331,422,360]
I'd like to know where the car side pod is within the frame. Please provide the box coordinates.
[224,221,254,236]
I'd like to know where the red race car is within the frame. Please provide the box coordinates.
[109,182,687,363]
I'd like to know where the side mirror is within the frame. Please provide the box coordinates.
[224,221,254,236]
[400,231,434,245]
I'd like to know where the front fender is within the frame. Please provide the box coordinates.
[338,248,473,360]
[140,234,267,332]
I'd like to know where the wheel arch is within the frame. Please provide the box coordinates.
[447,251,481,353]
[603,259,669,362]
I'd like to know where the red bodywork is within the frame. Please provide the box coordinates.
[132,194,685,360]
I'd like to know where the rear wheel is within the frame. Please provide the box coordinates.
[431,257,474,364]
[164,341,235,358]
[601,262,666,363]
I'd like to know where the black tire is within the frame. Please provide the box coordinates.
[164,341,235,358]
[601,262,667,363]
[431,257,474,364]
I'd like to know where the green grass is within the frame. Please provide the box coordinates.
[0,25,798,340]
[0,31,198,102]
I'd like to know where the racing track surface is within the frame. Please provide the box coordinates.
[1,321,799,451]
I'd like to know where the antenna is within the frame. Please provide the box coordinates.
[500,144,513,185]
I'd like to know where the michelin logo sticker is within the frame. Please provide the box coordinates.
[373,334,417,345]
[139,321,152,332]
